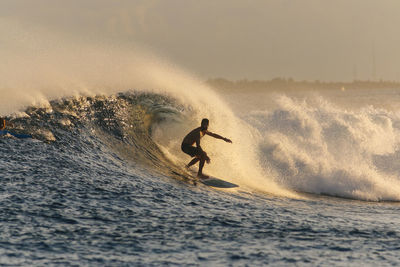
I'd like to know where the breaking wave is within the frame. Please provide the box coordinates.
[248,95,400,201]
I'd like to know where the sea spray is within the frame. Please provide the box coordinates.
[250,95,400,201]
[0,19,294,197]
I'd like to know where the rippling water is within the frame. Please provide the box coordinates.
[2,139,400,266]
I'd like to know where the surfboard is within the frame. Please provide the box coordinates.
[188,170,238,188]
[199,176,239,188]
[0,130,32,139]
[171,170,239,188]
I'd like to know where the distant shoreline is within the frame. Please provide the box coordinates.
[207,78,400,91]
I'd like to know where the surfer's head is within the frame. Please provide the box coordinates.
[201,118,209,131]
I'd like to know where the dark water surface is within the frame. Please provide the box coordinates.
[1,137,400,266]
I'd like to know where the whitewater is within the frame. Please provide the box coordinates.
[2,21,400,266]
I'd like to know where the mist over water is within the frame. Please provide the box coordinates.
[0,18,203,114]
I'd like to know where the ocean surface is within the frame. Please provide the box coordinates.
[2,87,400,266]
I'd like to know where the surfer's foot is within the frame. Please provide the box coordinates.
[197,174,209,179]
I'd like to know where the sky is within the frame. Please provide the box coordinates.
[1,0,400,81]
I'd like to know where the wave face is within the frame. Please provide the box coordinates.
[9,93,189,179]
[244,93,400,201]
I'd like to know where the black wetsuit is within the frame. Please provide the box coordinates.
[181,143,202,157]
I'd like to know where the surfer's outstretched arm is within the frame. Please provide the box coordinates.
[206,131,232,143]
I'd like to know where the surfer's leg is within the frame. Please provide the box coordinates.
[186,157,200,168]
[198,157,205,177]
[197,151,209,178]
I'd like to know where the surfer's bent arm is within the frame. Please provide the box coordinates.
[206,131,232,143]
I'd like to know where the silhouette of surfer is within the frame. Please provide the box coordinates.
[181,118,232,178]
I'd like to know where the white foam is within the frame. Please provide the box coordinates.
[250,95,400,201]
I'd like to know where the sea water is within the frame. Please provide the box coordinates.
[1,87,400,266]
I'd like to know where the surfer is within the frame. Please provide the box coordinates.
[181,118,232,178]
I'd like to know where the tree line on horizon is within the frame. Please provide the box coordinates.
[206,78,400,91]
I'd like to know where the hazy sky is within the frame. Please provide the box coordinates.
[2,0,400,81]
